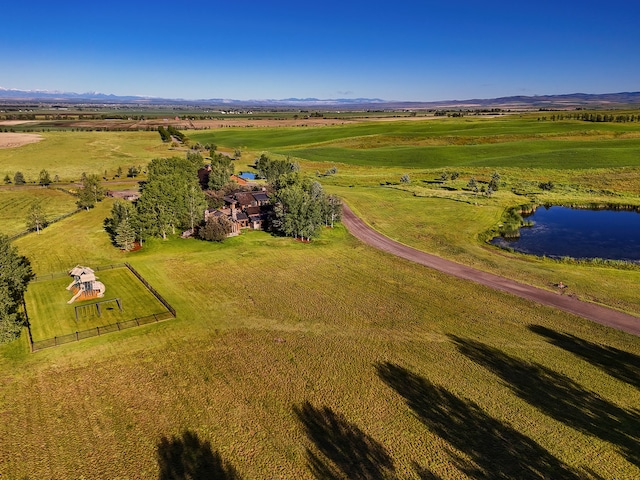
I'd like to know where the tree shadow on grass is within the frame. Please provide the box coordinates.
[293,401,396,479]
[376,362,582,479]
[452,335,640,468]
[528,324,640,390]
[156,430,241,480]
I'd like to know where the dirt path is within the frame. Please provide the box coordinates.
[342,204,640,336]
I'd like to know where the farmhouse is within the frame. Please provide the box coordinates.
[205,189,272,236]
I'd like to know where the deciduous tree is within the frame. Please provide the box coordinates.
[77,174,104,210]
[38,169,51,187]
[0,234,33,343]
[199,215,233,242]
[26,200,48,234]
[208,155,234,190]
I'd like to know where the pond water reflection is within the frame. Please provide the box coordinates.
[491,206,640,262]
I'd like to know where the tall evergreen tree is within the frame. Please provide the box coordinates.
[13,171,25,185]
[115,217,137,251]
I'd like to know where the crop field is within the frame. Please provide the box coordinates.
[0,186,78,236]
[1,115,640,478]
[191,116,640,169]
[26,267,171,341]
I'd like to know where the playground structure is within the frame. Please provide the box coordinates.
[66,265,106,304]
[74,298,122,321]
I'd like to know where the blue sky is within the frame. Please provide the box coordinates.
[1,0,639,101]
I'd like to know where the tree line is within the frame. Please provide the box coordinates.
[0,235,33,344]
[538,112,640,123]
[106,155,207,249]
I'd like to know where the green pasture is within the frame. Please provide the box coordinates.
[190,116,640,170]
[0,186,78,236]
[189,115,640,148]
[285,138,640,169]
[2,209,639,478]
[26,267,171,341]
[0,130,170,182]
[1,116,640,478]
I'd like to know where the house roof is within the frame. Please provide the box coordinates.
[234,192,256,206]
[236,212,249,221]
[252,192,269,202]
[245,206,261,215]
[230,174,248,185]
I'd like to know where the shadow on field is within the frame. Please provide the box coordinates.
[528,324,640,389]
[452,335,640,469]
[376,361,581,479]
[293,401,396,479]
[156,430,241,480]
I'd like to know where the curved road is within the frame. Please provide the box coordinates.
[342,204,640,336]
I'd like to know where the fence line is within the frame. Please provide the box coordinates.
[31,311,175,352]
[9,208,83,242]
[124,263,177,317]
[32,263,127,282]
[28,263,177,352]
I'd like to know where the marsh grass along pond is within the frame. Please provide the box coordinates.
[491,206,640,262]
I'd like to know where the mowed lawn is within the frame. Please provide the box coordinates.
[1,205,639,478]
[26,267,171,341]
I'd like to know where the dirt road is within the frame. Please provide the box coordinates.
[342,204,640,336]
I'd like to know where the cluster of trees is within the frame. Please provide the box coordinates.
[106,156,207,247]
[271,175,342,241]
[255,154,299,183]
[207,154,235,190]
[0,235,33,343]
[252,155,341,241]
[467,172,501,197]
[538,112,640,123]
[158,125,187,143]
[3,170,60,185]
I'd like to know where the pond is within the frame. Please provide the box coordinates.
[238,171,257,180]
[490,206,640,262]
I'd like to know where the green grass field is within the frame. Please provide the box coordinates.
[1,119,640,478]
[26,267,171,341]
[0,130,171,182]
[0,186,78,236]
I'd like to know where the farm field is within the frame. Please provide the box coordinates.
[1,115,640,478]
[0,130,170,182]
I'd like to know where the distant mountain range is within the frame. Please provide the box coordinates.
[1,87,639,109]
